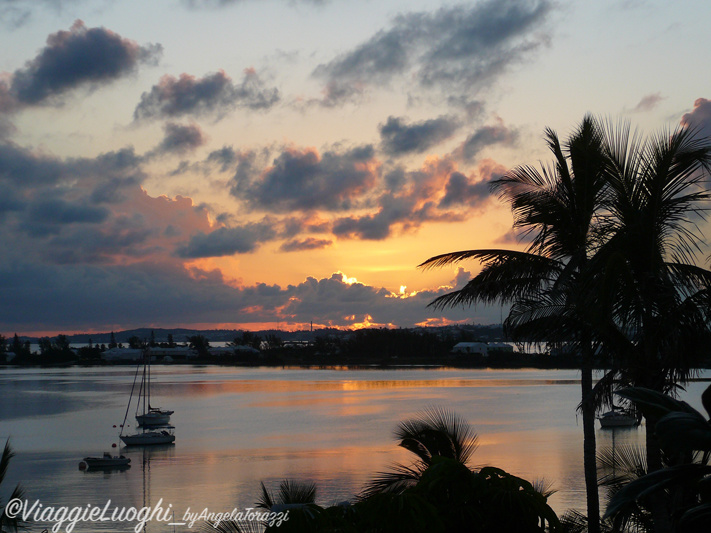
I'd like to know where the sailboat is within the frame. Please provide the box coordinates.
[119,353,175,446]
[135,352,174,427]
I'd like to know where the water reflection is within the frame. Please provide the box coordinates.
[0,366,707,532]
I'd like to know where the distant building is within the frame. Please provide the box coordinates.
[487,342,514,354]
[147,346,197,360]
[102,348,144,362]
[233,345,261,355]
[207,346,235,357]
[451,342,514,356]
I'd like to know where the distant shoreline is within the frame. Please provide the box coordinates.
[4,359,711,372]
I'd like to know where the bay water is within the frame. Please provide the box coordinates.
[1,366,708,532]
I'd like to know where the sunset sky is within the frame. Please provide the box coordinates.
[2,0,711,336]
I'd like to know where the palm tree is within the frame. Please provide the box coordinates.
[603,384,711,532]
[0,439,23,533]
[361,406,478,497]
[420,115,609,533]
[202,479,319,533]
[361,407,559,533]
[256,479,318,510]
[588,122,711,532]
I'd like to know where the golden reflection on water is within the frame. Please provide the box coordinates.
[162,377,581,397]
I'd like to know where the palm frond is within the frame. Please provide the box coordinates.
[358,462,425,499]
[200,520,262,533]
[0,439,15,485]
[424,251,563,310]
[395,406,478,466]
[598,444,648,486]
[255,481,274,510]
[277,479,317,505]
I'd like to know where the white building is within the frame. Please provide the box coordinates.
[451,342,514,356]
[148,346,198,359]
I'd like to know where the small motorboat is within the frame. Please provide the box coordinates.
[599,408,640,428]
[79,452,131,469]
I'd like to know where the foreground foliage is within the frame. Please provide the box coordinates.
[603,384,711,532]
[0,439,23,533]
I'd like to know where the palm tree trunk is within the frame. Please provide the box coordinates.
[581,355,600,533]
[644,410,672,533]
[641,343,672,533]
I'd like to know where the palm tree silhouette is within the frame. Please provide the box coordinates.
[361,406,478,497]
[589,122,711,532]
[420,115,608,533]
[0,439,23,533]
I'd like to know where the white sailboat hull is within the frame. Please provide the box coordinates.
[120,430,175,446]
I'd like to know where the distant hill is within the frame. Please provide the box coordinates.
[13,324,505,344]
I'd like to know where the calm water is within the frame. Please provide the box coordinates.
[1,366,709,532]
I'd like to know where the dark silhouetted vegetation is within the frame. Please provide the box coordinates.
[420,116,711,533]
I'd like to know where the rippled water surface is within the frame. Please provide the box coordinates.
[1,366,709,531]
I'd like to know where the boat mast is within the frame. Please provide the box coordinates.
[141,353,147,417]
[120,361,142,438]
[146,349,151,410]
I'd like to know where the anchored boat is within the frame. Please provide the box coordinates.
[119,354,176,446]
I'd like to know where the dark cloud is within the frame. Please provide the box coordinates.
[379,115,460,156]
[0,140,161,264]
[175,222,276,258]
[0,141,65,186]
[439,172,493,207]
[182,0,329,7]
[332,193,464,241]
[205,146,239,172]
[311,81,364,108]
[456,120,518,161]
[6,20,161,108]
[278,215,331,239]
[23,198,110,237]
[629,92,665,113]
[280,237,332,252]
[0,186,23,219]
[333,190,436,240]
[232,145,379,212]
[314,0,552,105]
[315,24,411,83]
[134,68,279,121]
[80,148,146,203]
[155,122,206,155]
[0,142,144,210]
[681,98,711,140]
[39,220,155,264]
